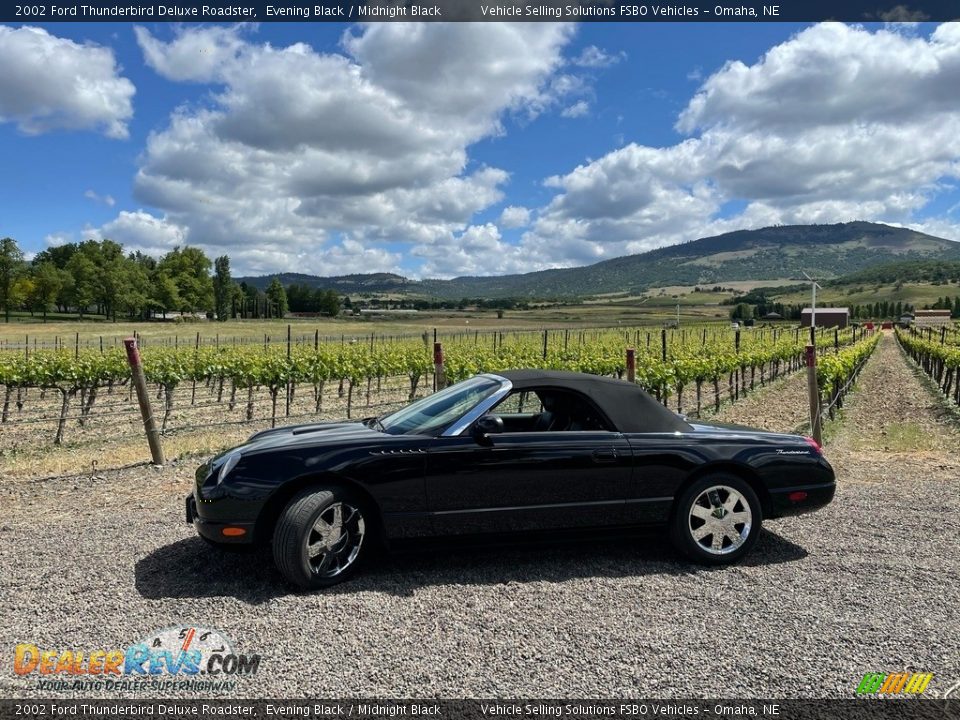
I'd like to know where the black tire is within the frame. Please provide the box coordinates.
[272,486,371,589]
[669,474,761,565]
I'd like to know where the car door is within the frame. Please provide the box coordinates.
[622,433,700,524]
[424,388,633,535]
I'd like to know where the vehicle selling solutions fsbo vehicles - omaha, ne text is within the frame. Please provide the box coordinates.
[186,370,835,589]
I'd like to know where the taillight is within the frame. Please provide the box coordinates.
[804,436,822,454]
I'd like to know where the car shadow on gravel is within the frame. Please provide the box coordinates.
[135,528,807,602]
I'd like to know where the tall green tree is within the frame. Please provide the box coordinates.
[120,259,152,320]
[230,282,244,319]
[32,243,77,269]
[65,251,98,318]
[34,243,79,312]
[318,289,340,317]
[80,239,131,321]
[150,273,181,317]
[265,277,288,318]
[29,262,65,321]
[157,246,214,314]
[240,282,263,318]
[0,237,25,322]
[212,255,233,322]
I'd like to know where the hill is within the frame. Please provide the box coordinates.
[238,222,960,299]
[823,259,960,286]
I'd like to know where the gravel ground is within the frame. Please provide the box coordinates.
[1,332,958,700]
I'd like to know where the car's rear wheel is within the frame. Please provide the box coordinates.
[670,474,761,565]
[273,486,370,589]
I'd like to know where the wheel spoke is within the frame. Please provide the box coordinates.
[728,511,751,524]
[312,518,331,535]
[693,524,713,541]
[316,551,334,572]
[725,528,744,547]
[691,505,713,520]
[711,532,724,551]
[307,541,325,558]
[330,504,343,531]
[723,494,740,512]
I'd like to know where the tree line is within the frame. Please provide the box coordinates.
[0,237,341,323]
[726,294,923,321]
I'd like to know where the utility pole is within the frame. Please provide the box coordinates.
[804,271,822,347]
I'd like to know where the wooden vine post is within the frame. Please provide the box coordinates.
[434,342,446,390]
[124,337,165,466]
[805,344,822,445]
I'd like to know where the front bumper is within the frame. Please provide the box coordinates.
[186,493,255,544]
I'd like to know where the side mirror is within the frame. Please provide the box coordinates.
[473,414,504,442]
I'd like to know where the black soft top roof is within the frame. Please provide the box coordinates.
[494,369,692,434]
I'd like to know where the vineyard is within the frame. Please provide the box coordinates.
[0,324,879,466]
[897,325,960,406]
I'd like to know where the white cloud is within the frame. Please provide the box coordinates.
[417,224,553,278]
[522,23,960,266]
[571,45,625,68]
[127,24,574,276]
[0,26,134,138]
[677,23,960,135]
[84,209,406,276]
[561,100,590,118]
[83,210,187,258]
[84,189,116,207]
[44,231,75,248]
[499,205,531,228]
[134,25,249,83]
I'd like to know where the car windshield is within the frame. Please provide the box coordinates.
[378,376,502,436]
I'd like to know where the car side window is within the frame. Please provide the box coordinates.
[493,390,543,415]
[491,388,611,432]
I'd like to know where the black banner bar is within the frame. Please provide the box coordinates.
[1,700,959,720]
[3,0,960,22]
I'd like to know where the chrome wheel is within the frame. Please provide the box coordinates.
[688,485,752,556]
[306,502,365,578]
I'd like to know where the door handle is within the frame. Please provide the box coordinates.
[592,449,618,463]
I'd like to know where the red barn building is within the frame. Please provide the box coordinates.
[800,307,849,329]
[914,309,953,327]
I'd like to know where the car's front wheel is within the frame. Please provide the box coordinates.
[273,486,370,589]
[670,474,761,565]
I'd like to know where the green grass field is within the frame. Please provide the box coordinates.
[0,300,737,348]
[774,280,960,308]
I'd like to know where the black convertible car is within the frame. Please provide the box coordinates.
[187,370,835,589]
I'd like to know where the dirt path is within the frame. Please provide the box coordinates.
[711,365,811,433]
[827,332,960,484]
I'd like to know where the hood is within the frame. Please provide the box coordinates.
[242,420,382,453]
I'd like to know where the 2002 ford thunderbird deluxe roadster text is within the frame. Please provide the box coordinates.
[186,370,835,589]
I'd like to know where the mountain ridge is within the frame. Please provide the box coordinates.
[237,222,960,299]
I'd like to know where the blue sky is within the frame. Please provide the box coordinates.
[1,21,959,278]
